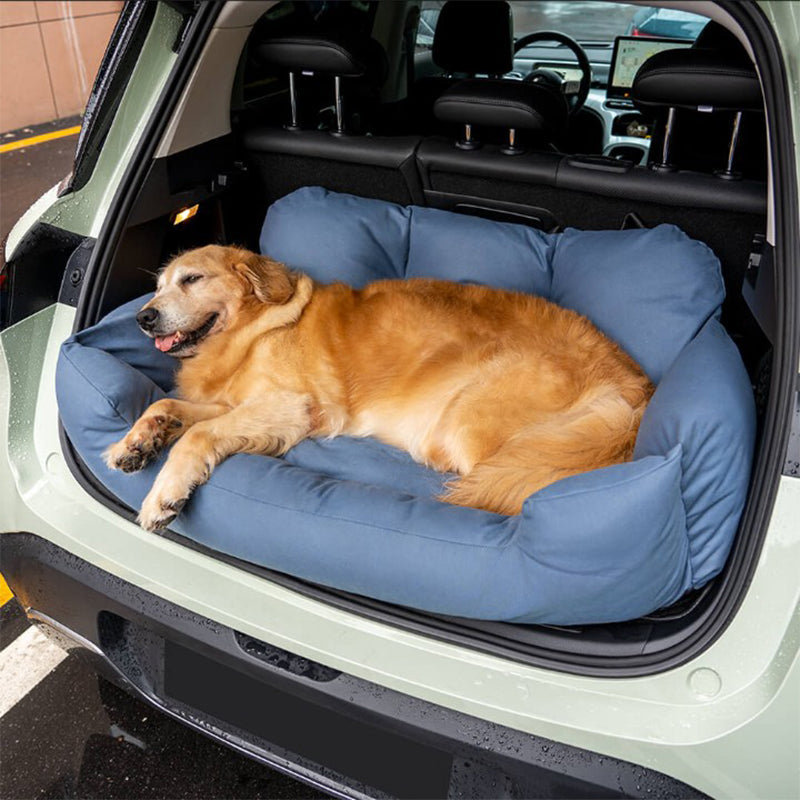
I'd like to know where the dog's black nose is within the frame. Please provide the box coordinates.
[136,307,159,330]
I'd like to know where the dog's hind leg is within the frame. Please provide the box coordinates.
[441,438,561,516]
[105,399,229,473]
[138,391,315,532]
[441,390,643,515]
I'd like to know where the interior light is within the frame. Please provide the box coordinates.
[173,204,199,225]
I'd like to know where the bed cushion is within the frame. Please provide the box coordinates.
[56,188,756,624]
[262,187,555,296]
[550,225,724,384]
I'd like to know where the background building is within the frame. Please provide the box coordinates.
[0,2,122,133]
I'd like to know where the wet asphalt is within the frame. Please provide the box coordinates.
[0,118,81,262]
[0,123,325,800]
[1,599,326,800]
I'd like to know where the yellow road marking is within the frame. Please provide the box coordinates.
[0,574,12,606]
[0,125,81,154]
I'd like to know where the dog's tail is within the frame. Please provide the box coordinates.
[441,384,651,516]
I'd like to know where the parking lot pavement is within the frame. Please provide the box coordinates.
[1,122,326,799]
[0,118,82,260]
[0,596,327,799]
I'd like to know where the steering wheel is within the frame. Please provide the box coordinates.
[513,31,592,115]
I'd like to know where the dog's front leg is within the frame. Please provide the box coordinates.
[138,392,314,532]
[105,399,229,473]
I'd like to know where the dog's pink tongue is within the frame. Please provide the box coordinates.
[155,333,179,352]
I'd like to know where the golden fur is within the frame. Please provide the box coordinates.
[106,245,654,532]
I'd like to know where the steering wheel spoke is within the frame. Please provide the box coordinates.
[513,30,591,115]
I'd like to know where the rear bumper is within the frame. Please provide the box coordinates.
[1,532,704,800]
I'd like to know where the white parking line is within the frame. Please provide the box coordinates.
[0,626,68,716]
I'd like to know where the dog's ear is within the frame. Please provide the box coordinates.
[234,254,295,304]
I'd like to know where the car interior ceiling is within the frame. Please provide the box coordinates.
[88,0,774,661]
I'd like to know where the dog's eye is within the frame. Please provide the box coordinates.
[181,274,203,286]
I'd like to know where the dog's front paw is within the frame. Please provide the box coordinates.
[105,415,182,473]
[138,490,189,533]
[137,458,201,532]
[105,438,157,473]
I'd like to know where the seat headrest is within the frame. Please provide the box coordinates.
[432,1,513,75]
[434,79,568,137]
[632,48,762,112]
[256,33,388,84]
[693,20,742,52]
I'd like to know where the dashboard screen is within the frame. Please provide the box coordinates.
[608,36,692,100]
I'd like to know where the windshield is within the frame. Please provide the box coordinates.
[418,1,709,48]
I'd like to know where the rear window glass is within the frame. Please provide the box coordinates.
[416,1,708,50]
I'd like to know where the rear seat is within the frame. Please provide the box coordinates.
[409,0,515,135]
[243,126,424,207]
[633,21,767,180]
[242,32,424,207]
[417,77,764,220]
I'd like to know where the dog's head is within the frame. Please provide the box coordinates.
[136,245,296,357]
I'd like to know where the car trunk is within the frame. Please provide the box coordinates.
[60,0,789,676]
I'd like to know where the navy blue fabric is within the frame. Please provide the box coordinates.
[634,318,756,587]
[550,225,724,384]
[405,206,553,295]
[72,296,178,393]
[55,188,756,624]
[262,187,554,296]
[261,187,410,286]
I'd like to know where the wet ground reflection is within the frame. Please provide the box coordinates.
[1,602,324,800]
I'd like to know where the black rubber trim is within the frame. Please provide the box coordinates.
[58,238,96,307]
[0,532,708,800]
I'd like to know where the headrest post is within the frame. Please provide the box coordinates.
[500,127,525,156]
[333,75,345,136]
[652,107,677,173]
[716,111,744,180]
[456,122,480,151]
[257,34,388,134]
[286,71,300,131]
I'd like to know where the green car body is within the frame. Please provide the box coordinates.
[2,2,798,797]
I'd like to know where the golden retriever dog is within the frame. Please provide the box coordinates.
[106,245,653,532]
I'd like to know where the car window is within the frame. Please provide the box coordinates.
[416,1,709,51]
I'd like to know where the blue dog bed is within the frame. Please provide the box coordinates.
[56,188,755,625]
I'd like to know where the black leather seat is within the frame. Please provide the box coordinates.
[242,34,423,210]
[255,31,388,134]
[430,0,514,77]
[632,22,766,179]
[409,1,515,134]
[433,78,568,152]
[415,79,568,232]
